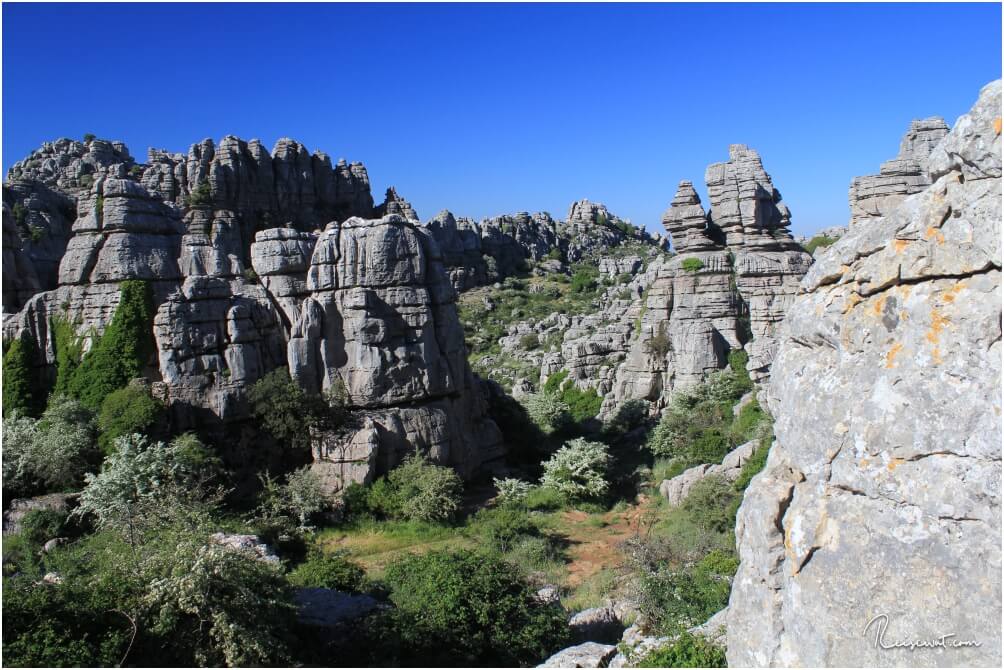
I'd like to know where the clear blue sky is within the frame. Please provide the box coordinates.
[3,3,1000,236]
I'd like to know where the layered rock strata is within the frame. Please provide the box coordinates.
[848,116,950,226]
[728,80,1002,667]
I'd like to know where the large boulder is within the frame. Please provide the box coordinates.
[727,80,1002,667]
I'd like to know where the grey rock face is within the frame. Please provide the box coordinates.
[728,80,1002,667]
[848,117,950,227]
[661,181,718,254]
[539,642,618,668]
[2,493,75,535]
[423,210,489,292]
[2,202,43,313]
[569,605,626,644]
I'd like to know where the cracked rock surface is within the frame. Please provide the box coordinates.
[727,79,1002,667]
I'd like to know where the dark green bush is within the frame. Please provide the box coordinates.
[3,335,40,417]
[185,180,213,208]
[67,280,155,409]
[247,369,341,451]
[570,266,599,293]
[18,509,71,547]
[519,333,540,350]
[470,506,540,553]
[637,632,727,667]
[97,382,166,453]
[381,549,570,666]
[12,201,28,226]
[560,384,603,423]
[682,476,738,533]
[82,133,96,142]
[52,316,84,397]
[288,551,366,593]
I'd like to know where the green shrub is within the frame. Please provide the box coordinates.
[519,333,540,350]
[523,485,568,512]
[83,133,96,142]
[540,438,610,500]
[357,455,464,523]
[542,369,568,395]
[257,466,329,529]
[2,395,98,497]
[545,248,563,261]
[803,234,837,254]
[78,174,94,188]
[646,322,671,359]
[3,336,40,417]
[185,180,213,208]
[18,508,72,547]
[681,257,705,272]
[617,272,633,284]
[248,369,341,451]
[67,280,155,409]
[388,455,463,522]
[560,384,603,423]
[97,382,165,453]
[12,201,28,226]
[470,506,540,553]
[682,475,738,533]
[570,266,599,293]
[524,391,572,434]
[288,551,366,592]
[381,549,570,665]
[52,315,85,397]
[637,632,727,667]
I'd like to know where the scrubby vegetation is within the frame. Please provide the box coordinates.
[803,233,837,254]
[681,257,705,272]
[66,280,156,409]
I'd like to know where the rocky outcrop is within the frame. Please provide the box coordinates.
[2,202,43,313]
[374,186,419,222]
[4,136,503,495]
[659,440,758,505]
[728,80,1001,667]
[293,215,504,489]
[539,642,618,668]
[848,117,950,227]
[424,210,489,292]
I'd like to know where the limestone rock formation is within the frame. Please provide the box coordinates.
[728,80,1001,667]
[374,186,419,222]
[659,440,758,505]
[848,117,950,227]
[3,136,503,497]
[2,202,43,312]
[538,642,618,668]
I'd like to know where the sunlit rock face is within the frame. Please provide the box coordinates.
[728,80,1002,668]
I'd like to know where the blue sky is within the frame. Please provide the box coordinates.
[3,3,1000,236]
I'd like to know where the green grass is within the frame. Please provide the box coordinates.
[803,234,837,254]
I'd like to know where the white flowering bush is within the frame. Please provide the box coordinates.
[493,477,532,506]
[257,466,329,529]
[540,438,610,500]
[75,433,217,530]
[143,537,294,667]
[1,396,97,496]
[524,392,571,434]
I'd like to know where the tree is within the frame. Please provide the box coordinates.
[385,454,463,522]
[540,438,610,500]
[247,369,338,451]
[68,280,155,409]
[75,434,219,532]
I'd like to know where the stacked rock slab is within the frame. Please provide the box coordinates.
[282,215,503,490]
[373,187,419,222]
[848,116,950,227]
[4,137,503,492]
[728,80,1002,667]
[424,210,489,292]
[704,145,812,388]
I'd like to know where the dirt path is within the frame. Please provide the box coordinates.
[557,495,653,588]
